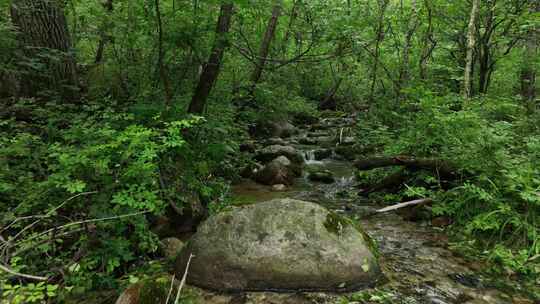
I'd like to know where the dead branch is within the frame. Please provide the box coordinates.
[376,198,433,213]
[0,263,49,281]
[174,253,194,304]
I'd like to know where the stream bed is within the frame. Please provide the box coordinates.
[225,117,538,304]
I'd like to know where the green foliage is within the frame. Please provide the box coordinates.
[1,282,59,304]
[0,101,237,296]
[340,288,395,304]
[358,93,540,277]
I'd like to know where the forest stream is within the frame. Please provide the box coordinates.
[226,116,537,304]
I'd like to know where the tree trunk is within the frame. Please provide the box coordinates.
[155,0,173,105]
[94,0,114,64]
[521,2,539,113]
[396,0,419,102]
[477,2,494,95]
[354,156,458,178]
[418,0,435,80]
[281,0,299,55]
[187,3,234,114]
[10,0,79,101]
[368,0,389,103]
[462,0,480,100]
[250,2,282,92]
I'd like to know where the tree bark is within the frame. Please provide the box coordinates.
[462,0,480,100]
[281,0,300,55]
[94,0,114,64]
[155,0,173,105]
[419,0,435,80]
[187,3,234,114]
[11,0,79,101]
[396,0,419,101]
[250,2,282,92]
[354,156,458,178]
[368,0,389,103]
[521,1,539,113]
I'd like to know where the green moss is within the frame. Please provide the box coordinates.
[324,212,353,235]
[324,212,380,258]
[139,276,170,304]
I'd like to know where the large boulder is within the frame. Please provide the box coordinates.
[175,199,382,292]
[255,145,304,165]
[254,156,301,185]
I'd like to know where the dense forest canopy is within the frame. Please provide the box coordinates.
[0,0,539,303]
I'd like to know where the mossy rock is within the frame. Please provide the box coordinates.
[175,199,382,292]
[115,275,200,304]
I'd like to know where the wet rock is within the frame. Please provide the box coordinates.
[265,137,288,146]
[335,136,356,146]
[397,204,432,222]
[240,141,257,153]
[431,217,451,228]
[292,112,319,125]
[334,145,360,160]
[240,163,264,179]
[251,120,297,138]
[115,275,178,304]
[308,170,335,184]
[306,132,329,138]
[159,237,184,259]
[271,184,287,192]
[313,149,332,160]
[255,156,301,186]
[255,145,304,165]
[298,137,318,145]
[175,199,381,292]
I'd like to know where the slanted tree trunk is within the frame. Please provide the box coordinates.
[368,0,389,103]
[249,2,282,92]
[462,0,480,100]
[521,2,539,113]
[10,0,79,101]
[187,3,234,114]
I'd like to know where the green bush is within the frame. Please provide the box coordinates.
[0,100,235,297]
[358,94,540,276]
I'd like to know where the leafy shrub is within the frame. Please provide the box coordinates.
[0,100,235,297]
[358,94,540,276]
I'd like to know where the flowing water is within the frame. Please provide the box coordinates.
[228,117,538,304]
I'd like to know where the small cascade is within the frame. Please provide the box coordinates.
[336,175,355,187]
[323,175,356,200]
[302,150,322,165]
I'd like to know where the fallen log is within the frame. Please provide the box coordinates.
[354,156,458,178]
